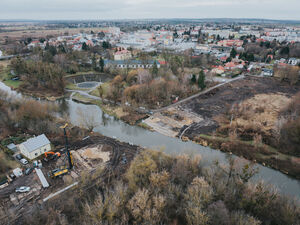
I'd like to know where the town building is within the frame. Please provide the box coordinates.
[217,40,243,47]
[19,134,51,160]
[104,60,160,69]
[114,49,132,60]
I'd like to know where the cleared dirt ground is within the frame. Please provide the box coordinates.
[181,76,300,138]
[0,134,140,223]
[145,106,203,137]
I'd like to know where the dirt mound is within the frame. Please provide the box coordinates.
[235,93,291,131]
[80,146,110,162]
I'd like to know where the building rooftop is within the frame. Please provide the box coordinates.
[104,59,159,65]
[22,134,50,153]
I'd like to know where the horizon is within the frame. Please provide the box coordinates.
[0,18,300,25]
[1,0,300,21]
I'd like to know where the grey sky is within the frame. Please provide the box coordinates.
[0,0,299,20]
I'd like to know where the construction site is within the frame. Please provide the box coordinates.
[0,125,140,223]
[145,76,300,139]
[143,76,300,178]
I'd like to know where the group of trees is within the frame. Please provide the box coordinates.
[279,91,300,156]
[103,67,201,108]
[10,57,65,94]
[191,70,206,90]
[274,65,300,85]
[242,41,300,63]
[91,54,105,72]
[20,150,300,225]
[0,90,59,138]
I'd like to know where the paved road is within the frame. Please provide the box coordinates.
[153,75,244,113]
[69,89,102,101]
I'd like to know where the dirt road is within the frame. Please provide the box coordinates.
[153,75,244,113]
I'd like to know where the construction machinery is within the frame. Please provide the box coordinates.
[49,123,74,178]
[44,152,61,162]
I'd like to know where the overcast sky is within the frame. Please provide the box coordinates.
[0,0,299,20]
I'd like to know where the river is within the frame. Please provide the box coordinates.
[1,81,299,198]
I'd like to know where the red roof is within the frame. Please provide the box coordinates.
[256,38,265,42]
[114,49,130,55]
[278,62,287,67]
[158,60,167,65]
[225,62,236,68]
[86,40,94,46]
[220,56,228,61]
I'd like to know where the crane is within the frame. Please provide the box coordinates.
[48,123,74,178]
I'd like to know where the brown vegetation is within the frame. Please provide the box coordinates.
[0,90,59,139]
[274,65,300,85]
[10,57,65,96]
[104,68,199,108]
[19,150,300,225]
[278,91,300,156]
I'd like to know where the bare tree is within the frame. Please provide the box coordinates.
[76,108,99,132]
[137,69,152,84]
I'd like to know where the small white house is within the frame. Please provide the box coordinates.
[19,134,51,160]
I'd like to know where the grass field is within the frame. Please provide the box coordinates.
[64,70,98,78]
[89,82,110,97]
[0,67,22,88]
[65,82,88,91]
[3,79,22,88]
[0,27,111,40]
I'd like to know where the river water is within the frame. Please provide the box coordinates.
[1,81,299,198]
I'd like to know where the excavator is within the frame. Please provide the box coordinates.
[44,152,61,162]
[48,123,74,178]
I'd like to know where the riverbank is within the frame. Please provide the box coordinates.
[144,77,300,179]
[187,134,300,179]
[71,92,151,128]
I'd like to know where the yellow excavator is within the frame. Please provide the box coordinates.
[49,123,74,178]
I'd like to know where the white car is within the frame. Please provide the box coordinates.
[16,186,30,193]
[20,158,28,165]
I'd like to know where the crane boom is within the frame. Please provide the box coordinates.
[61,123,73,169]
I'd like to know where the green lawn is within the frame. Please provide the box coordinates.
[89,82,110,97]
[0,68,22,88]
[65,82,87,90]
[3,79,22,88]
[64,70,98,78]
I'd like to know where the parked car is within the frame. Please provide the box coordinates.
[15,186,30,193]
[16,154,22,160]
[9,173,16,180]
[25,168,33,175]
[20,158,28,165]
